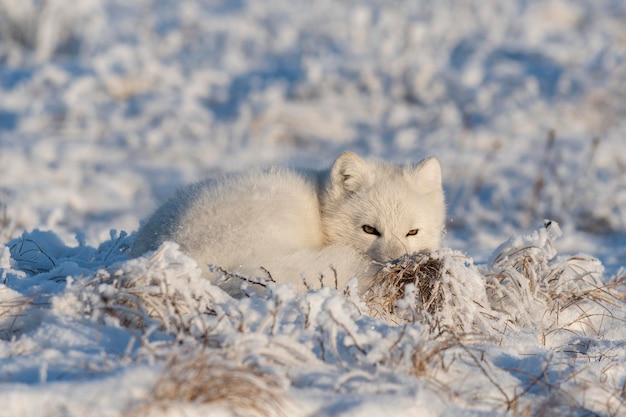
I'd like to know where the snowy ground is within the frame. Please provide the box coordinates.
[1,0,626,416]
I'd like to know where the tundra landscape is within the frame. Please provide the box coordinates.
[1,1,626,416]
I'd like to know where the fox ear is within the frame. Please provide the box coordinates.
[331,151,368,193]
[410,157,442,193]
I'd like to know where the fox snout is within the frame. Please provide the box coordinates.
[366,236,411,263]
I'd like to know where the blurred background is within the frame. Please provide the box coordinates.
[1,0,625,270]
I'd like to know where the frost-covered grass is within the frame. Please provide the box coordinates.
[1,0,626,416]
[2,224,625,416]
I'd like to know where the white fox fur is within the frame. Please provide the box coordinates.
[131,152,445,296]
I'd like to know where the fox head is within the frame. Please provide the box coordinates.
[320,151,445,263]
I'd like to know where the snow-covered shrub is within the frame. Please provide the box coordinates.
[57,242,227,339]
[365,250,491,334]
[484,221,626,343]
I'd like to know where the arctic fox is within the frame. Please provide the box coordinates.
[131,152,445,296]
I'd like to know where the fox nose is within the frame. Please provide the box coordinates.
[370,237,406,262]
[386,239,407,260]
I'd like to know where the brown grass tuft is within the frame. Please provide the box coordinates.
[365,253,445,322]
[131,350,292,417]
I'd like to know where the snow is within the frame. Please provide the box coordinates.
[1,0,626,416]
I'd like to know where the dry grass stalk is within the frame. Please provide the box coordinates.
[131,350,292,417]
[83,271,181,330]
[0,203,15,245]
[404,330,466,378]
[0,293,34,339]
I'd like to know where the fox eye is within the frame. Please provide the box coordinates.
[406,229,419,237]
[362,225,381,236]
